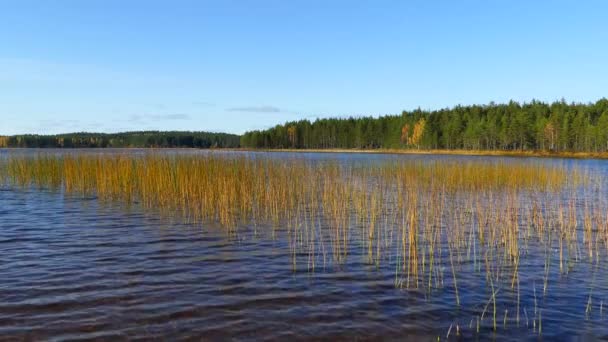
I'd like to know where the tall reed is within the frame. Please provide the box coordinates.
[2,151,605,336]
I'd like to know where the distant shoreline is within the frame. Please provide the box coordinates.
[239,148,608,159]
[3,146,608,159]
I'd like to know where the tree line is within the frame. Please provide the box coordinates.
[240,99,608,152]
[3,99,608,152]
[0,131,240,148]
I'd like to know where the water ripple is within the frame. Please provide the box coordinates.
[2,152,608,340]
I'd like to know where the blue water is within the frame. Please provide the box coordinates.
[1,149,607,341]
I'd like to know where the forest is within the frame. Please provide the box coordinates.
[3,99,608,152]
[0,131,240,148]
[240,99,608,152]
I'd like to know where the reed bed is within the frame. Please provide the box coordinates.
[2,152,606,336]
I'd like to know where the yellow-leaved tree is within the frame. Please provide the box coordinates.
[407,118,426,148]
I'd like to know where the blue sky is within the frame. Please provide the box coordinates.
[1,1,607,135]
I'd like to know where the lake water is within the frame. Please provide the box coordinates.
[1,149,607,341]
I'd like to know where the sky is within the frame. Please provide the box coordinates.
[1,0,607,135]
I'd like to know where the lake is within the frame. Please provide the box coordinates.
[1,149,607,341]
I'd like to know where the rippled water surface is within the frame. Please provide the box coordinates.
[1,149,608,341]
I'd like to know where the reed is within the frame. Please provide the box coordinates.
[2,151,606,336]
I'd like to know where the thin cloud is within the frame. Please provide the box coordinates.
[127,113,191,122]
[162,113,190,120]
[227,105,282,113]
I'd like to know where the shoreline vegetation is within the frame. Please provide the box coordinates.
[2,99,608,159]
[0,131,240,149]
[244,148,608,159]
[241,99,608,153]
